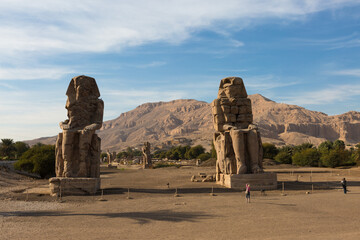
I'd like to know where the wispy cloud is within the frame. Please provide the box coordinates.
[0,87,66,140]
[0,67,74,80]
[229,39,244,47]
[290,33,360,50]
[0,0,358,62]
[281,84,360,106]
[245,75,299,90]
[129,61,167,69]
[330,69,360,77]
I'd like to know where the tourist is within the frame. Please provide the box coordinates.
[341,178,347,194]
[245,183,251,203]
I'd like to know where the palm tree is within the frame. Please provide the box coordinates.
[1,138,15,159]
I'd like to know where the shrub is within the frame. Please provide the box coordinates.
[153,162,181,169]
[262,143,278,159]
[198,153,211,161]
[321,148,351,168]
[318,140,334,153]
[14,145,55,178]
[211,141,217,159]
[292,143,314,154]
[274,151,292,164]
[185,145,205,159]
[334,140,345,150]
[14,141,30,158]
[292,148,320,167]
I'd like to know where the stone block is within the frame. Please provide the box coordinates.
[221,105,231,113]
[237,114,253,122]
[217,173,277,190]
[49,177,100,196]
[215,114,225,124]
[231,106,238,114]
[225,114,236,123]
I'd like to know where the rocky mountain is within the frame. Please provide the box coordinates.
[26,94,360,151]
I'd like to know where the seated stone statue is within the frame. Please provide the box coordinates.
[142,142,152,168]
[211,77,263,180]
[55,75,104,178]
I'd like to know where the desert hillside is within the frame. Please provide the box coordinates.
[26,94,360,151]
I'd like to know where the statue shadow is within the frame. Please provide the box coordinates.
[0,209,213,224]
[102,187,237,195]
[278,180,360,191]
[256,202,296,207]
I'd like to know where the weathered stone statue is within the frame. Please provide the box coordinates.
[106,150,116,164]
[142,142,152,169]
[50,75,104,196]
[212,77,276,189]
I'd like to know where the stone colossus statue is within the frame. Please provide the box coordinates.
[55,75,104,178]
[211,77,263,181]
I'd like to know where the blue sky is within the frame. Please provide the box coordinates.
[0,0,360,141]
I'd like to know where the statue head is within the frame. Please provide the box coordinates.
[66,75,100,108]
[217,77,247,99]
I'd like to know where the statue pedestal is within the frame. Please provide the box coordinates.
[49,177,100,196]
[218,173,277,190]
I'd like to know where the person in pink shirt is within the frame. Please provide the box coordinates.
[245,183,251,203]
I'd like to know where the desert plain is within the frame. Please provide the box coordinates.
[1,163,360,240]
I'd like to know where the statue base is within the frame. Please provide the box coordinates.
[49,177,100,196]
[218,173,277,190]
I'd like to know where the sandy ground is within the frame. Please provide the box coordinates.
[1,164,360,240]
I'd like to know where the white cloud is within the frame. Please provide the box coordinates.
[0,67,74,80]
[130,61,167,69]
[0,0,358,61]
[229,39,245,47]
[290,33,360,50]
[281,84,360,105]
[245,75,299,90]
[330,69,360,77]
[0,88,66,141]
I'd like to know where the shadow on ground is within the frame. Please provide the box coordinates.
[103,187,237,195]
[0,209,213,224]
[278,181,360,191]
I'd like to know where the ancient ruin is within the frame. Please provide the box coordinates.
[211,77,277,190]
[49,75,104,196]
[107,150,116,164]
[142,142,152,168]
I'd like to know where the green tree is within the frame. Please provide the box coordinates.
[14,141,30,159]
[152,150,166,159]
[198,152,211,161]
[170,151,180,160]
[293,143,314,154]
[274,151,292,164]
[351,143,360,165]
[262,143,278,159]
[334,140,345,150]
[185,145,205,159]
[14,145,55,178]
[100,152,107,160]
[133,149,142,156]
[211,141,217,159]
[321,148,351,168]
[318,140,334,153]
[292,148,320,167]
[116,151,129,159]
[0,138,15,159]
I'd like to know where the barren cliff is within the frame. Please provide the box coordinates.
[26,94,360,151]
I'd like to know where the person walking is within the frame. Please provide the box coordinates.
[245,183,251,203]
[341,178,347,194]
